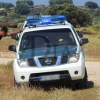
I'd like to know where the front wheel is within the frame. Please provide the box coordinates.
[76,68,88,89]
[81,68,88,89]
[14,78,20,89]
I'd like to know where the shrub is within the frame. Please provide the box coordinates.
[0,10,7,16]
[45,3,92,27]
[9,13,20,20]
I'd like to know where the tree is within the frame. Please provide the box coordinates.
[16,0,34,7]
[0,2,4,8]
[15,4,30,15]
[26,0,34,7]
[94,8,100,16]
[9,13,20,20]
[49,0,73,5]
[3,3,14,10]
[0,10,7,16]
[45,3,92,27]
[16,0,26,5]
[85,1,98,9]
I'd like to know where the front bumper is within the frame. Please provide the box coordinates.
[13,58,85,84]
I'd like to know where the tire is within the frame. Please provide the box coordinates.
[76,68,88,89]
[14,78,20,89]
[81,68,88,89]
[71,68,88,90]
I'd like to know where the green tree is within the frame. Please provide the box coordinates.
[16,0,26,5]
[0,10,7,16]
[0,2,4,8]
[49,0,73,5]
[45,3,92,27]
[3,3,14,10]
[94,8,100,16]
[27,0,34,7]
[85,1,98,9]
[9,13,20,20]
[15,3,30,15]
[16,0,34,7]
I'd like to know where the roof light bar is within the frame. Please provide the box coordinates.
[26,15,41,20]
[26,15,67,25]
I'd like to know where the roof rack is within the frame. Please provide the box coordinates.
[26,15,67,26]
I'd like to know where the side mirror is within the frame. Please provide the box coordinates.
[11,34,19,41]
[80,38,89,46]
[77,32,83,38]
[9,45,16,52]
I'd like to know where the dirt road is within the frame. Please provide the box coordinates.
[86,62,100,87]
[0,58,13,64]
[0,58,100,87]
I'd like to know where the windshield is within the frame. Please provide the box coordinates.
[19,28,77,50]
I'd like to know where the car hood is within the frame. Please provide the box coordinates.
[18,45,80,59]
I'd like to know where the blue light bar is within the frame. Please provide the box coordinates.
[26,15,41,20]
[26,20,41,25]
[26,15,67,25]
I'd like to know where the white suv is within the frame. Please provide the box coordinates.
[9,15,89,89]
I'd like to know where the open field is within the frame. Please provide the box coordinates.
[0,34,100,99]
[0,62,100,100]
[83,34,100,61]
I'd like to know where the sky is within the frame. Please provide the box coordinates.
[1,0,100,6]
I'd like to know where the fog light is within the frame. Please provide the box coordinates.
[21,76,25,80]
[74,71,78,75]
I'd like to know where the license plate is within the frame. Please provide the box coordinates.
[39,74,60,81]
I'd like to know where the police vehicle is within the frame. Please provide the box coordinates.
[9,15,89,89]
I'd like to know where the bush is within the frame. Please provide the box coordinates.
[45,3,92,27]
[15,4,30,15]
[8,21,18,28]
[9,13,20,20]
[0,17,18,28]
[85,1,98,9]
[0,10,7,16]
[49,0,73,5]
[17,23,23,29]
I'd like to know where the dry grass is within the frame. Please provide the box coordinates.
[83,34,100,61]
[0,62,99,100]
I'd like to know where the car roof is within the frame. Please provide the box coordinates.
[23,23,72,33]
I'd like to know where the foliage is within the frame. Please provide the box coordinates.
[30,5,46,15]
[0,17,18,28]
[27,0,34,7]
[16,0,34,7]
[9,13,20,20]
[0,10,7,16]
[49,0,73,5]
[84,1,98,9]
[94,8,100,16]
[0,2,4,8]
[17,23,23,29]
[3,3,14,10]
[16,0,25,5]
[15,3,30,15]
[45,3,92,27]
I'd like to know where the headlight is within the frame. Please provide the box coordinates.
[69,54,80,63]
[17,59,28,67]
